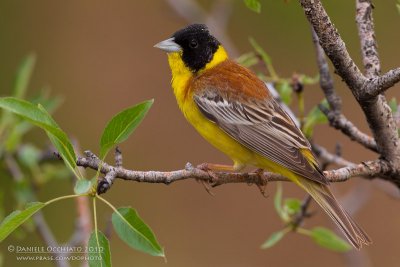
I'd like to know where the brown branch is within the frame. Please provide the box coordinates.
[4,154,23,181]
[365,68,400,98]
[311,29,342,113]
[4,151,72,267]
[353,0,400,167]
[33,212,69,267]
[327,159,392,182]
[355,0,400,96]
[63,196,92,248]
[311,28,378,152]
[312,144,355,167]
[300,0,366,96]
[318,106,378,152]
[73,150,396,195]
[291,195,313,230]
[356,0,380,78]
[299,0,400,172]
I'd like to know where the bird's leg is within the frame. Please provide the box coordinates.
[197,163,236,172]
[196,163,238,195]
[197,162,244,184]
[254,168,269,198]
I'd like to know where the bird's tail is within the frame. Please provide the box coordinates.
[295,177,372,249]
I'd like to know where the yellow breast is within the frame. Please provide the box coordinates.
[166,50,254,169]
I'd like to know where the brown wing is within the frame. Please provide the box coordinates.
[192,63,327,184]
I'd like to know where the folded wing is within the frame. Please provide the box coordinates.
[194,88,328,185]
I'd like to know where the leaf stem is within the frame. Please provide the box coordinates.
[93,197,98,234]
[45,194,86,206]
[297,227,312,236]
[96,194,119,214]
[297,92,305,131]
[92,197,105,266]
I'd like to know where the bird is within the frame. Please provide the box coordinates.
[154,23,371,249]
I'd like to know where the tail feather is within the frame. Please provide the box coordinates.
[297,178,372,249]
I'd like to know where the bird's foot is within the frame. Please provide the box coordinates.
[195,163,221,196]
[254,168,269,198]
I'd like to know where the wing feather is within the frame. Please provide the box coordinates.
[194,90,328,184]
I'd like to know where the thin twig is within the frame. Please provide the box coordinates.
[291,195,313,230]
[312,144,355,167]
[311,28,378,152]
[364,68,400,98]
[5,154,23,181]
[311,29,342,113]
[33,212,69,267]
[318,106,378,152]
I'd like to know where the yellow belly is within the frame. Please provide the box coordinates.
[181,96,254,169]
[167,52,253,168]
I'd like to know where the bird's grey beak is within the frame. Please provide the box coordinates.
[154,37,182,53]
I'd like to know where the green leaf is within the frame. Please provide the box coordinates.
[14,180,35,206]
[13,53,36,99]
[31,88,63,114]
[88,230,111,267]
[310,227,352,252]
[112,207,164,257]
[0,202,45,242]
[236,52,258,68]
[249,37,271,66]
[5,122,35,152]
[0,190,4,220]
[100,100,153,158]
[5,91,62,152]
[284,198,301,215]
[0,97,78,177]
[244,0,261,13]
[303,99,328,138]
[0,54,37,150]
[18,144,41,168]
[74,179,93,194]
[397,0,400,15]
[276,81,292,105]
[274,182,283,218]
[300,74,319,85]
[389,97,398,113]
[261,230,286,249]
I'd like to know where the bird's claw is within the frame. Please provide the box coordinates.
[255,168,269,198]
[196,163,219,195]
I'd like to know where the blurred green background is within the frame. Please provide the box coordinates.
[1,0,400,266]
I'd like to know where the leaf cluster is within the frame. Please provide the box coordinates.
[0,55,162,266]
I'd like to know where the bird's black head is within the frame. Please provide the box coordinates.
[155,24,221,73]
[172,24,220,72]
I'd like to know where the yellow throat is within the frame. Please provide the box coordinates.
[166,46,228,110]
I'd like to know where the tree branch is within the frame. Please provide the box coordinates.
[300,0,367,96]
[356,0,380,78]
[365,68,400,98]
[72,150,397,195]
[312,144,355,167]
[300,0,400,171]
[318,106,378,152]
[33,212,69,267]
[311,28,378,152]
[311,29,342,113]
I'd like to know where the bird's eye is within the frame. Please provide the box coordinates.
[189,39,198,48]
